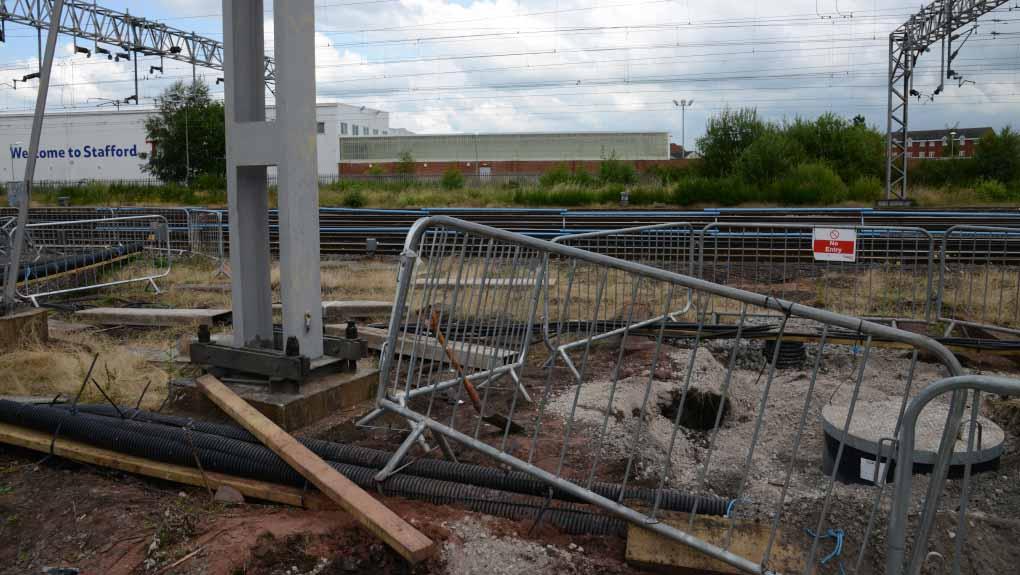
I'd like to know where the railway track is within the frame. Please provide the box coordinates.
[4,206,1020,256]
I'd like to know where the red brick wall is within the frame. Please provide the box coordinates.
[339,159,690,175]
[906,138,979,159]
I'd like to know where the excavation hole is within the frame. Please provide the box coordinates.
[658,388,730,431]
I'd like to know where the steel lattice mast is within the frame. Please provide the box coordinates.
[885,0,1010,201]
[0,0,274,85]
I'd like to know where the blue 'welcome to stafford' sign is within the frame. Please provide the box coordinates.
[9,144,140,160]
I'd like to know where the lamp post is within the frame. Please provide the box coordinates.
[949,129,957,158]
[673,99,694,157]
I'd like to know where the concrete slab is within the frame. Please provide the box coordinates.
[47,319,95,336]
[170,368,378,431]
[76,307,231,328]
[326,324,516,370]
[322,300,393,322]
[0,308,48,352]
[625,512,804,575]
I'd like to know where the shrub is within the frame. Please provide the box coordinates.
[909,158,980,187]
[441,168,465,190]
[571,168,594,187]
[192,173,226,190]
[598,156,637,185]
[539,164,573,188]
[974,179,1015,202]
[539,164,592,188]
[673,176,756,206]
[365,165,385,176]
[976,126,1020,185]
[627,185,673,205]
[340,189,366,208]
[395,151,415,175]
[765,162,847,205]
[847,175,883,203]
[644,163,691,185]
[735,130,805,186]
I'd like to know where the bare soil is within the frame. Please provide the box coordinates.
[0,446,635,575]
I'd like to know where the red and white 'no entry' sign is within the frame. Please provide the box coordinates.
[813,227,857,262]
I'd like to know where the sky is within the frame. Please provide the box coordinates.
[0,0,1018,147]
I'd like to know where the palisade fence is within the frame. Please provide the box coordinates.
[362,216,1011,575]
[0,215,172,306]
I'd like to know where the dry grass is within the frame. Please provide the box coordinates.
[0,330,170,409]
[939,266,1020,329]
[8,245,1019,408]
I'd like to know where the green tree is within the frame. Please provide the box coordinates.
[696,107,767,177]
[975,126,1020,185]
[143,80,225,184]
[783,113,883,182]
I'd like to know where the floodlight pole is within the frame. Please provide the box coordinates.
[673,99,693,156]
[222,0,323,358]
[4,0,65,314]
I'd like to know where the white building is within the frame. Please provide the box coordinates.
[0,102,395,182]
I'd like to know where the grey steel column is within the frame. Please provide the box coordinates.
[274,0,324,358]
[3,0,64,313]
[222,0,273,346]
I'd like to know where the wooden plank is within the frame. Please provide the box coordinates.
[76,307,231,327]
[195,375,434,563]
[328,324,516,370]
[0,422,324,509]
[625,513,805,575]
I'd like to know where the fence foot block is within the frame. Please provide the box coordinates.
[625,513,804,575]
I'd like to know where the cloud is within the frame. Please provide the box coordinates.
[1,0,1017,139]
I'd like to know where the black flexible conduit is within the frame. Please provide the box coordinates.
[59,403,729,515]
[0,400,630,535]
[0,243,143,285]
